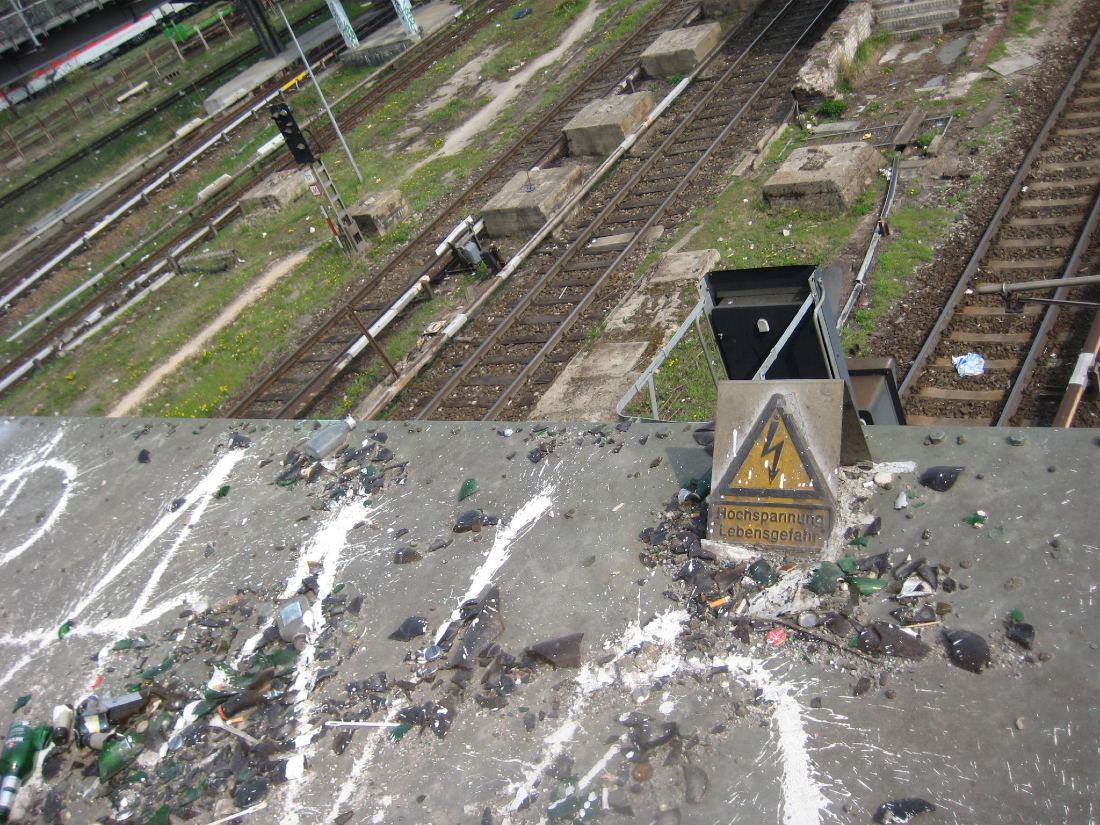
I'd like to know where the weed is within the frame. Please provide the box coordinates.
[816,97,847,119]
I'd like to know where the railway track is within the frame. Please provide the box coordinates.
[400,0,840,420]
[229,0,708,419]
[900,23,1100,427]
[0,1,492,395]
[0,3,399,310]
[0,2,335,213]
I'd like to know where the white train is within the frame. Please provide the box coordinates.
[1,2,196,111]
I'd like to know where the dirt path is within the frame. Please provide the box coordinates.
[107,249,312,417]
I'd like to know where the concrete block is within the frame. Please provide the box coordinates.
[482,165,585,238]
[651,248,720,285]
[240,169,309,215]
[350,190,409,236]
[564,92,654,157]
[763,142,882,212]
[793,0,874,108]
[640,23,722,80]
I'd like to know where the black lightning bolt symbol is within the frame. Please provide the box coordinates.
[760,417,784,483]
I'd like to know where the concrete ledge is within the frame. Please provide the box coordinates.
[793,0,874,109]
[564,92,654,157]
[763,142,882,211]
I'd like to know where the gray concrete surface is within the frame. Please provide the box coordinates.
[482,165,585,238]
[0,417,1097,824]
[639,23,721,80]
[563,92,654,157]
[763,142,883,211]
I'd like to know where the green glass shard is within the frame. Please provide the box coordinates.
[459,478,479,501]
[215,484,230,499]
[837,557,857,573]
[964,512,987,526]
[806,562,843,595]
[389,722,412,743]
[99,732,144,782]
[848,577,887,596]
[57,621,73,639]
[1008,608,1025,623]
[847,535,869,547]
[11,695,30,713]
[147,805,170,825]
[749,559,778,585]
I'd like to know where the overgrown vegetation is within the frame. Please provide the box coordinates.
[837,32,893,94]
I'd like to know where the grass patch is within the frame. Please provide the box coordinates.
[624,323,720,422]
[837,32,893,94]
[842,206,952,354]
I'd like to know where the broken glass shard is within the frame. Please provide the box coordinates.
[1005,620,1035,650]
[857,622,930,660]
[389,617,429,642]
[919,466,964,492]
[459,478,479,501]
[807,562,843,595]
[393,546,423,565]
[873,798,936,823]
[454,509,484,533]
[944,628,991,673]
[748,559,777,586]
[849,577,886,596]
[527,633,584,668]
[234,778,270,808]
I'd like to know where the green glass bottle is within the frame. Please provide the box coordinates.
[0,721,49,822]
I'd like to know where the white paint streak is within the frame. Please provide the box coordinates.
[433,486,555,643]
[0,428,76,566]
[279,498,375,825]
[719,655,827,825]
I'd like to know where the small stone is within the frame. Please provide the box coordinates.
[1014,717,1026,730]
[1003,576,1024,591]
[873,472,893,489]
[959,559,972,569]
[1047,465,1056,473]
[1037,651,1053,662]
[853,676,872,696]
[1007,432,1027,446]
[893,491,908,510]
[809,697,823,709]
[956,435,966,445]
[921,528,933,541]
[884,689,897,700]
[926,429,946,445]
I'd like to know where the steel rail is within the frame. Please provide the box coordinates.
[0,4,399,300]
[899,21,1100,399]
[0,4,490,394]
[417,0,838,419]
[228,0,702,419]
[996,186,1100,424]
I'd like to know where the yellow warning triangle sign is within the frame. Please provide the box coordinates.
[721,394,829,502]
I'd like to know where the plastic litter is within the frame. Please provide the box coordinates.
[952,352,985,377]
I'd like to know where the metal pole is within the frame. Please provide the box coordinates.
[9,0,39,48]
[276,2,362,183]
[346,308,399,379]
[975,272,1100,295]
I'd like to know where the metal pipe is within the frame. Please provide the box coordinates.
[974,272,1100,295]
[899,22,1100,399]
[1053,308,1100,427]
